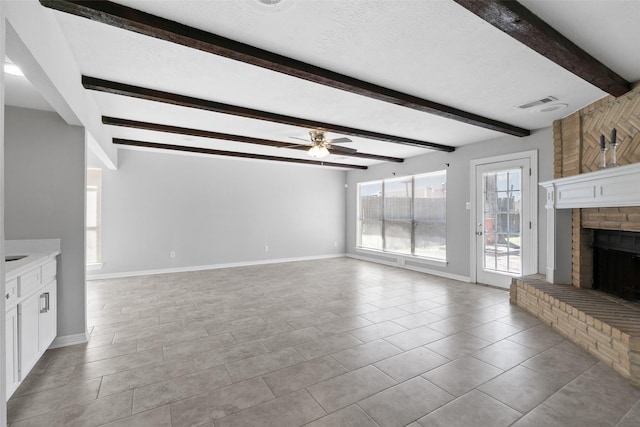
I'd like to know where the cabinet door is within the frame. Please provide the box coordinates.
[6,306,19,399]
[19,292,41,380]
[39,280,57,352]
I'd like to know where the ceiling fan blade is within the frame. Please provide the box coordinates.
[327,137,352,144]
[289,136,310,143]
[329,145,357,155]
[280,143,310,149]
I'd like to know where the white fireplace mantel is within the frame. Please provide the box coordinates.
[540,162,640,210]
[539,162,640,283]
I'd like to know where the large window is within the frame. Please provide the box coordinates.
[86,168,102,265]
[357,170,446,260]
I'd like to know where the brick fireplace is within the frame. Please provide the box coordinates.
[511,83,640,385]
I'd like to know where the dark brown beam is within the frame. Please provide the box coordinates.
[113,138,368,170]
[40,0,529,137]
[84,76,454,152]
[453,0,631,97]
[102,116,404,163]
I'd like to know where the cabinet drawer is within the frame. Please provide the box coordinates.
[18,268,41,298]
[41,260,57,283]
[5,278,18,306]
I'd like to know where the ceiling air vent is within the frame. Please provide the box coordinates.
[517,96,558,110]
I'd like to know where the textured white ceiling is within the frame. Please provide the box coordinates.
[6,0,639,168]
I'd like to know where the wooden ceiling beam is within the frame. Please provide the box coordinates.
[84,76,454,152]
[453,0,631,97]
[102,116,405,163]
[113,138,368,170]
[40,0,530,137]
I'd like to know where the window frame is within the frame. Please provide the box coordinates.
[357,170,447,262]
[86,168,102,266]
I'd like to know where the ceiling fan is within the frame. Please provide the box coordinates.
[288,130,356,158]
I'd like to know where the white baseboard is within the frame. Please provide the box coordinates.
[346,253,471,283]
[87,253,347,280]
[49,330,89,349]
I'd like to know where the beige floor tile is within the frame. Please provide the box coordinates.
[260,327,326,351]
[162,333,237,360]
[315,316,373,335]
[361,307,411,323]
[136,326,209,351]
[225,347,306,382]
[132,365,231,414]
[214,389,325,427]
[262,355,347,396]
[384,325,445,350]
[471,339,540,370]
[374,346,449,382]
[349,321,407,342]
[478,365,567,413]
[359,377,454,427]
[99,358,197,397]
[8,378,101,423]
[307,365,396,413]
[304,404,378,427]
[91,317,161,336]
[110,321,185,343]
[421,356,503,396]
[191,341,270,371]
[391,311,443,329]
[169,377,274,425]
[73,348,164,380]
[230,321,294,343]
[427,316,482,335]
[465,321,523,343]
[521,341,598,383]
[417,390,521,427]
[101,405,172,427]
[12,366,77,397]
[425,332,491,360]
[10,390,133,427]
[331,339,402,371]
[294,333,363,360]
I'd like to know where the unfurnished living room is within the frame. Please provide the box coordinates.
[2,1,640,426]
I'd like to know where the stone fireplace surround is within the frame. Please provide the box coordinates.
[511,163,640,386]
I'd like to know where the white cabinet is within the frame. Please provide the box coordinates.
[38,280,57,353]
[5,255,58,400]
[19,291,42,378]
[5,306,19,397]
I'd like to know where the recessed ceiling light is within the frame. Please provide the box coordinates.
[4,61,24,77]
[534,103,568,113]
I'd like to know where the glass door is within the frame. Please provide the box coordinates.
[475,158,532,288]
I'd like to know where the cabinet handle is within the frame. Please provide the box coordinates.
[40,293,50,313]
[5,293,9,299]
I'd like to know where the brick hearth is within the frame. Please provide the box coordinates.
[511,276,640,386]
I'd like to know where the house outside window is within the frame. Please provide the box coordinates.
[357,170,446,261]
[86,168,102,265]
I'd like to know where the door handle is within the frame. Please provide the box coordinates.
[476,231,483,236]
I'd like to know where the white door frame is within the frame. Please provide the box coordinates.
[469,150,538,285]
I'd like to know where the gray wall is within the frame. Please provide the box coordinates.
[98,149,347,275]
[346,127,554,279]
[4,106,86,337]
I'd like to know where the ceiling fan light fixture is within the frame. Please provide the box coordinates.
[308,144,330,158]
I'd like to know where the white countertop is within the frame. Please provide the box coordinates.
[5,239,61,281]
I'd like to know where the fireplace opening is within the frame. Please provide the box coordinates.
[593,229,640,302]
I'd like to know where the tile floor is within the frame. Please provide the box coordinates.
[7,257,640,426]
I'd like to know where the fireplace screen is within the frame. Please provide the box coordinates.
[592,229,640,302]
